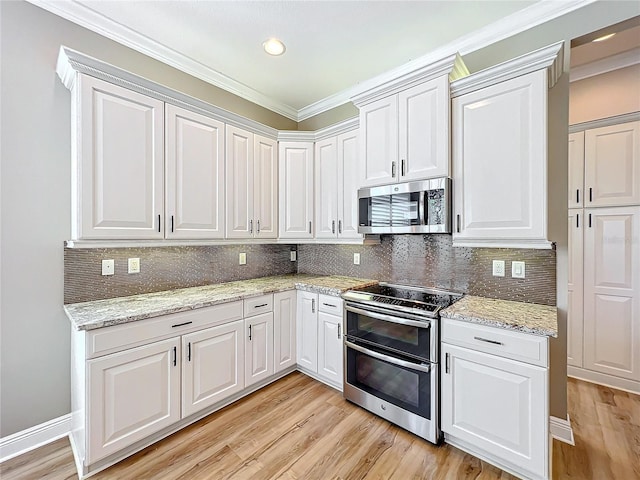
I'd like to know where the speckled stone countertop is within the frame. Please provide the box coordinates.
[441,295,557,337]
[65,274,377,331]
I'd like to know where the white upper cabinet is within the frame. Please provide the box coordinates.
[166,104,225,239]
[253,135,278,238]
[78,75,164,240]
[568,131,585,208]
[584,121,640,207]
[398,76,450,181]
[314,129,362,241]
[279,141,314,239]
[451,42,563,249]
[353,54,466,189]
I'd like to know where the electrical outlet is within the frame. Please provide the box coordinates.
[512,261,526,279]
[101,259,115,276]
[290,251,297,262]
[128,257,140,274]
[492,260,505,277]
[353,253,361,265]
[239,252,247,265]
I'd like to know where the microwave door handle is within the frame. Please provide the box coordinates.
[345,305,431,329]
[345,340,433,373]
[419,191,427,226]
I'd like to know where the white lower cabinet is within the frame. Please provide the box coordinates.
[317,311,343,387]
[87,337,181,464]
[182,320,244,417]
[245,312,274,387]
[274,290,297,373]
[296,290,318,372]
[441,319,549,480]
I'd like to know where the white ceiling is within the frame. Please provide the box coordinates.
[33,0,594,120]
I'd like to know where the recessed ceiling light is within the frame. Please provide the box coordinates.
[263,38,286,56]
[592,33,616,43]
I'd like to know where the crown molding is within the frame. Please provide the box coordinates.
[56,46,279,139]
[314,117,359,140]
[450,41,564,98]
[33,0,592,121]
[277,131,317,142]
[570,48,640,83]
[569,111,640,132]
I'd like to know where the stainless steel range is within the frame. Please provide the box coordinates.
[341,283,463,444]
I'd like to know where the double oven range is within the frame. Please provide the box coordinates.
[341,283,462,444]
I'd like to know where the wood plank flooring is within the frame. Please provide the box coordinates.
[2,374,638,480]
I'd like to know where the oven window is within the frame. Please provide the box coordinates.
[346,344,431,419]
[346,310,431,361]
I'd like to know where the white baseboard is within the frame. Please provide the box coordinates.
[550,415,574,446]
[0,414,71,463]
[568,366,640,395]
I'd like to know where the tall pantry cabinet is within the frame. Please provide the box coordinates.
[567,118,640,394]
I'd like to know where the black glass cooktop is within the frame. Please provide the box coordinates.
[342,282,463,318]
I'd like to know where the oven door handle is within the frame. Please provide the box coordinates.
[345,305,431,329]
[345,340,433,373]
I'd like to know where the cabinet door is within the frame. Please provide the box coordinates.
[317,312,343,388]
[78,76,164,239]
[296,291,318,372]
[337,130,362,239]
[315,137,339,239]
[87,337,180,464]
[567,209,584,368]
[165,105,225,239]
[182,320,244,418]
[452,70,547,246]
[441,343,548,479]
[583,207,640,381]
[226,125,254,238]
[585,121,640,207]
[279,142,314,239]
[568,131,585,208]
[274,290,297,373]
[399,76,449,181]
[254,135,278,239]
[359,96,398,187]
[245,312,274,388]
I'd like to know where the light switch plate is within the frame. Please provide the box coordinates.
[290,251,297,262]
[512,261,526,279]
[239,252,247,265]
[128,258,140,274]
[353,253,361,265]
[101,259,114,276]
[492,260,505,277]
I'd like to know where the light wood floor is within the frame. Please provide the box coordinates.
[2,374,638,480]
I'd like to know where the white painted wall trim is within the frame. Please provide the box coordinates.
[0,414,71,463]
[550,415,575,445]
[568,366,640,395]
[570,47,640,83]
[569,111,640,131]
[29,0,593,122]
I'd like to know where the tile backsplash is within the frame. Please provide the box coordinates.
[298,235,556,305]
[65,235,556,305]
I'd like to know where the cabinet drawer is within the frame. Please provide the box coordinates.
[86,301,243,359]
[441,318,548,367]
[244,294,273,317]
[318,294,343,316]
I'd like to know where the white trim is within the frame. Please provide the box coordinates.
[569,111,640,132]
[452,239,554,249]
[570,48,640,83]
[0,414,71,463]
[29,0,593,121]
[568,366,640,395]
[550,415,575,445]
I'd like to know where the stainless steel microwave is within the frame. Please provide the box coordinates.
[357,178,452,234]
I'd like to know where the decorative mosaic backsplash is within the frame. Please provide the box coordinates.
[65,235,556,306]
[64,244,297,304]
[298,235,556,306]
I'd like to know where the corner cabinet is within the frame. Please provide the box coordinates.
[441,318,550,480]
[451,42,564,249]
[352,55,468,188]
[278,141,314,239]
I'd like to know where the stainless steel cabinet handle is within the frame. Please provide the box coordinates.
[187,342,191,362]
[309,221,312,234]
[445,352,450,374]
[311,298,315,313]
[323,302,337,308]
[589,213,592,228]
[576,189,580,204]
[338,220,342,234]
[249,324,252,341]
[332,220,335,234]
[345,340,432,373]
[173,346,177,366]
[337,324,341,339]
[249,219,253,234]
[401,159,405,177]
[171,215,174,233]
[171,321,193,328]
[392,161,396,178]
[576,213,579,228]
[589,187,593,202]
[473,336,503,346]
[158,214,161,233]
[257,220,260,234]
[456,215,461,233]
[254,303,268,308]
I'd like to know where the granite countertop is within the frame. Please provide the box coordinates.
[441,295,558,337]
[64,274,377,331]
